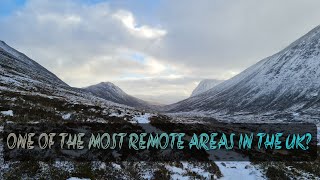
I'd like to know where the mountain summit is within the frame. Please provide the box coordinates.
[84,82,152,109]
[191,79,223,97]
[166,25,320,114]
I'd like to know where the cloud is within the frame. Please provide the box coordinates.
[1,0,320,104]
[0,0,171,83]
[113,10,166,39]
[150,0,320,75]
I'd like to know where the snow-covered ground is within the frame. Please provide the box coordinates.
[207,145,265,179]
[62,113,72,120]
[165,162,218,179]
[66,178,90,180]
[132,113,152,123]
[0,110,13,117]
[181,162,215,179]
[216,161,265,180]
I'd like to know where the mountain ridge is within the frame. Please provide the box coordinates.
[84,81,153,109]
[165,25,320,114]
[0,40,69,88]
[0,40,132,111]
[191,79,223,97]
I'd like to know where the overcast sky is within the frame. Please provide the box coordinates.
[1,0,320,104]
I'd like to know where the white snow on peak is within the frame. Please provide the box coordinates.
[84,82,150,108]
[168,25,320,114]
[97,82,126,96]
[191,79,223,97]
[0,41,33,66]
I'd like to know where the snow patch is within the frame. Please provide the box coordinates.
[66,178,90,180]
[1,110,13,117]
[132,113,151,123]
[54,161,75,172]
[217,161,265,180]
[165,165,187,179]
[112,163,122,170]
[62,113,72,120]
[181,162,214,179]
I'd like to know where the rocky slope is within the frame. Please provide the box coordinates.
[0,41,69,89]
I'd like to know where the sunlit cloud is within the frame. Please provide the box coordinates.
[113,10,166,39]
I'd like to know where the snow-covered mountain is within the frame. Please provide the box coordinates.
[1,37,319,179]
[84,82,152,109]
[0,40,143,122]
[166,25,320,114]
[191,79,223,97]
[0,41,69,89]
[0,41,230,180]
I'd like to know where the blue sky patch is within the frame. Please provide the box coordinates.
[130,53,146,63]
[0,0,26,17]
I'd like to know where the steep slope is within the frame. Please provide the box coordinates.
[167,25,320,114]
[191,79,223,97]
[0,41,98,104]
[84,82,152,109]
[0,41,69,90]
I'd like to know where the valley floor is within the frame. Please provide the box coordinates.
[0,89,319,179]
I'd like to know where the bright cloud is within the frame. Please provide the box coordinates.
[113,10,166,39]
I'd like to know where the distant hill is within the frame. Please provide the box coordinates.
[84,82,152,109]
